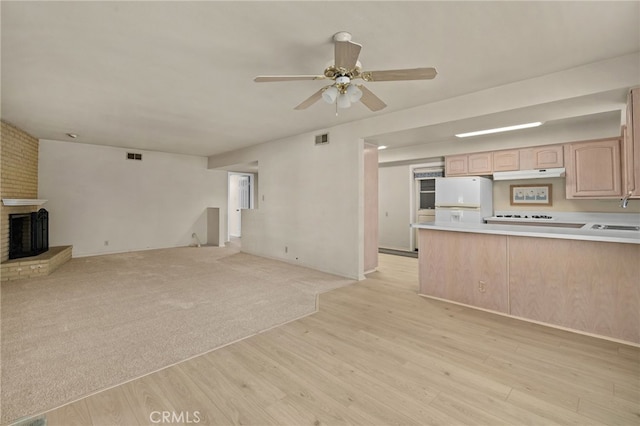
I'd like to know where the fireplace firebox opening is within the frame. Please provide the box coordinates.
[9,208,49,259]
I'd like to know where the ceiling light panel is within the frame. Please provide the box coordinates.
[455,122,543,138]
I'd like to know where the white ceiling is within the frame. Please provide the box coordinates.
[2,1,639,157]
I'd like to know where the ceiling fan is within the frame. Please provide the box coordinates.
[254,32,437,112]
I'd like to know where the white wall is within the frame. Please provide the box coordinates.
[378,164,412,251]
[211,126,363,279]
[39,139,228,257]
[363,143,379,272]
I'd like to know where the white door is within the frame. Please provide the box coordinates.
[228,174,251,238]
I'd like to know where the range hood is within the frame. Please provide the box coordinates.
[493,168,565,181]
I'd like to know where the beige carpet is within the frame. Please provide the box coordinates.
[1,246,355,424]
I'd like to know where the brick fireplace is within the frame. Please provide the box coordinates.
[1,120,71,281]
[1,121,40,262]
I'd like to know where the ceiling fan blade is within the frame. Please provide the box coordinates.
[334,40,362,70]
[254,75,325,82]
[363,67,437,82]
[358,85,387,111]
[294,87,326,110]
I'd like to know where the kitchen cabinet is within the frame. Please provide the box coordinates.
[447,144,564,176]
[509,236,639,343]
[520,145,564,170]
[444,155,468,176]
[418,229,508,313]
[467,153,493,175]
[417,228,640,344]
[623,87,640,198]
[445,153,492,176]
[492,149,520,171]
[565,138,622,198]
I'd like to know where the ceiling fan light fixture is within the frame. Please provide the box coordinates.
[322,86,339,104]
[337,93,351,109]
[347,84,362,102]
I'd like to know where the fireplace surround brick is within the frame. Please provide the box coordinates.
[1,121,38,198]
[1,121,41,262]
[1,121,72,278]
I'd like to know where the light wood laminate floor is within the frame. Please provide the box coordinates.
[43,254,639,425]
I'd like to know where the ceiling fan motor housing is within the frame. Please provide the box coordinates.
[333,31,353,42]
[335,75,350,85]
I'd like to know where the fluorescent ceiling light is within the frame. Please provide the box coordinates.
[455,122,543,138]
[377,145,387,150]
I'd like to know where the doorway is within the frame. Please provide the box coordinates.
[228,172,253,239]
[410,163,443,251]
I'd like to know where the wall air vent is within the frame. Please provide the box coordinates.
[126,152,142,161]
[315,133,329,145]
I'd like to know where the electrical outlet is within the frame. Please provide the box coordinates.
[478,280,486,293]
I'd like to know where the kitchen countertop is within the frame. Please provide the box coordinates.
[489,211,640,225]
[412,216,640,245]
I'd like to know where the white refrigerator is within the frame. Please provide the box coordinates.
[435,176,493,223]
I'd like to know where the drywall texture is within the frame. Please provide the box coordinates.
[1,121,40,262]
[38,140,228,257]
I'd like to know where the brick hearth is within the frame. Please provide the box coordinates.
[1,245,72,282]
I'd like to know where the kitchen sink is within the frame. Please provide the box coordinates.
[591,224,640,231]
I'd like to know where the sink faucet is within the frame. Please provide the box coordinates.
[620,191,633,208]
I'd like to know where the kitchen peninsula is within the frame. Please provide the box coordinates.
[413,218,640,345]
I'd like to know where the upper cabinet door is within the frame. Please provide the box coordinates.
[532,145,564,169]
[519,145,563,170]
[467,152,493,175]
[445,155,468,176]
[493,150,520,171]
[565,139,622,198]
[623,88,639,197]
